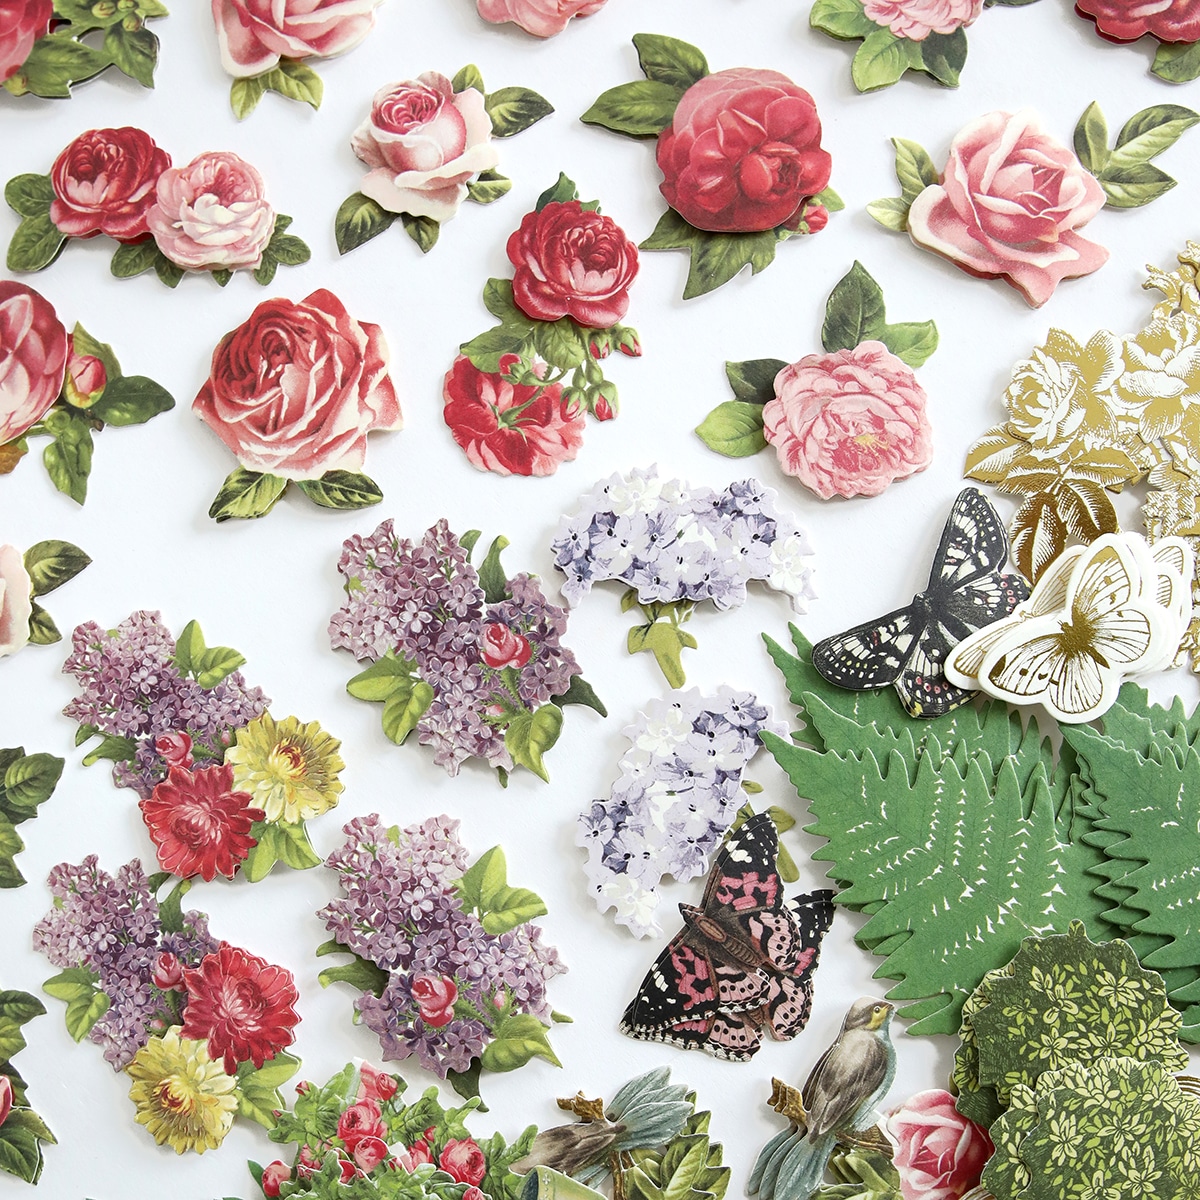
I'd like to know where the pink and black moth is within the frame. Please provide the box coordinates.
[619,812,834,1062]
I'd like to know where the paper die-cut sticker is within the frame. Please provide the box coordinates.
[696,262,937,498]
[983,1058,1200,1200]
[214,0,387,117]
[336,66,552,256]
[196,290,401,521]
[317,814,568,1101]
[1076,0,1200,84]
[446,174,641,477]
[0,743,62,887]
[63,610,344,882]
[812,488,1028,718]
[254,1059,538,1197]
[33,857,300,1153]
[552,467,815,688]
[512,1067,730,1200]
[578,687,788,937]
[581,34,842,299]
[2,0,168,99]
[1,282,175,501]
[0,539,89,656]
[6,129,311,286]
[868,104,1197,306]
[620,812,834,1062]
[477,0,608,38]
[0,988,55,1183]
[952,922,1189,1131]
[747,997,896,1200]
[884,1090,991,1200]
[330,519,602,783]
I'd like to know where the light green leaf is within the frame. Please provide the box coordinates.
[467,169,512,205]
[25,602,59,647]
[346,653,418,703]
[17,33,110,98]
[891,137,939,204]
[485,86,554,137]
[879,320,939,368]
[627,622,698,689]
[208,468,289,522]
[694,401,766,458]
[230,74,265,119]
[381,681,435,745]
[452,64,485,93]
[479,1013,560,1072]
[1153,40,1200,83]
[866,195,911,232]
[242,821,320,882]
[581,80,681,137]
[479,536,510,604]
[532,319,588,370]
[80,734,136,767]
[316,940,389,995]
[1097,162,1176,209]
[505,705,563,783]
[1073,101,1110,174]
[42,968,108,1042]
[259,57,323,109]
[2,754,63,814]
[851,29,922,92]
[1108,103,1199,171]
[810,0,879,38]
[41,413,93,504]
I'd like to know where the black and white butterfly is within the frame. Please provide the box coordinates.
[812,488,1029,718]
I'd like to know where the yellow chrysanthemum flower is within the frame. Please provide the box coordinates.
[126,1029,237,1154]
[226,713,345,824]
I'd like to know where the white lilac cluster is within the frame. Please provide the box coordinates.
[577,687,786,938]
[550,466,817,611]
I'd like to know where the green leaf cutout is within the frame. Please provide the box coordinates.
[555,675,607,717]
[109,238,160,279]
[41,412,93,504]
[821,261,938,366]
[4,175,53,219]
[381,681,435,745]
[479,536,511,604]
[631,33,708,89]
[241,821,321,882]
[295,471,383,510]
[467,169,512,204]
[1077,102,1199,209]
[400,212,440,253]
[581,80,682,138]
[42,968,109,1042]
[505,704,564,783]
[7,212,66,273]
[103,22,157,87]
[480,1013,560,1072]
[257,57,323,110]
[452,64,485,93]
[14,33,110,98]
[725,359,786,404]
[537,173,580,210]
[335,192,397,254]
[316,939,389,995]
[89,375,175,426]
[1153,40,1200,83]
[628,621,698,689]
[208,469,289,522]
[22,541,90,597]
[485,87,554,137]
[810,0,879,39]
[694,402,766,458]
[640,208,782,300]
[455,846,549,935]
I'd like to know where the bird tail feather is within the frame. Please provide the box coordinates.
[771,1132,836,1200]
[747,1128,800,1199]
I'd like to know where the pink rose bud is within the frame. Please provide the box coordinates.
[411,973,459,1027]
[588,331,612,360]
[64,336,107,408]
[885,1088,994,1200]
[353,1135,390,1172]
[296,1080,311,1095]
[0,1075,11,1129]
[390,1146,416,1173]
[615,328,642,357]
[357,1062,398,1103]
[261,1161,291,1198]
[497,353,521,376]
[802,203,828,234]
[152,952,184,991]
[463,1189,486,1200]
[408,1138,433,1167]
[297,1146,322,1179]
[479,624,533,671]
[439,1139,487,1186]
[155,731,193,769]
[339,1159,360,1183]
[592,383,618,422]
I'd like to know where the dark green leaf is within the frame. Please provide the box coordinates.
[695,401,766,458]
[2,755,63,815]
[810,0,879,38]
[479,536,510,604]
[725,358,786,404]
[400,212,440,253]
[157,878,190,935]
[505,705,563,783]
[640,208,780,299]
[632,33,708,89]
[1074,101,1110,174]
[267,223,311,265]
[7,213,66,273]
[208,468,289,522]
[317,941,389,995]
[915,27,967,87]
[851,28,922,91]
[259,57,323,109]
[536,173,579,210]
[822,261,886,351]
[42,413,93,504]
[1108,104,1199,170]
[80,734,136,767]
[555,675,607,716]
[17,33,110,98]
[153,253,183,288]
[4,175,53,220]
[467,169,512,204]
[335,192,397,254]
[253,255,278,286]
[295,471,383,510]
[26,603,59,646]
[23,541,90,597]
[1153,41,1200,83]
[581,80,681,137]
[89,375,175,426]
[485,86,554,137]
[102,22,157,87]
[0,1117,47,1184]
[109,238,159,279]
[210,267,232,287]
[230,74,265,119]
[452,64,485,93]
[482,277,532,325]
[891,138,939,204]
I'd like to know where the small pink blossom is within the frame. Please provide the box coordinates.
[261,1161,291,1197]
[357,1062,398,1103]
[480,624,533,670]
[151,952,184,990]
[411,974,458,1027]
[0,1075,12,1128]
[353,1135,390,1172]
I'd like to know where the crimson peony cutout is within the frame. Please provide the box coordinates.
[868,103,1198,307]
[581,34,841,299]
[696,262,938,501]
[5,128,312,287]
[1075,0,1200,83]
[476,0,608,37]
[335,65,552,256]
[445,174,642,477]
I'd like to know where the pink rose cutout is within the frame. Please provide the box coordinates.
[885,1089,993,1200]
[476,0,607,38]
[1075,0,1200,44]
[0,0,52,84]
[862,0,983,40]
[352,73,499,223]
[0,544,32,660]
[0,281,68,447]
[907,109,1109,307]
[763,343,933,500]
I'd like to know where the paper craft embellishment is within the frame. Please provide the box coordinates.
[0,744,62,887]
[0,989,55,1183]
[214,0,387,117]
[696,263,937,498]
[552,467,815,688]
[6,129,311,286]
[621,812,834,1062]
[1,284,174,502]
[2,0,167,98]
[869,103,1197,306]
[336,67,552,256]
[582,35,841,299]
[317,815,568,1100]
[477,0,607,37]
[196,291,401,521]
[330,520,601,783]
[446,175,640,476]
[579,688,788,937]
[1076,0,1200,84]
[0,540,89,656]
[252,1060,537,1198]
[812,488,1027,718]
[884,1091,991,1200]
[33,858,300,1153]
[64,610,344,881]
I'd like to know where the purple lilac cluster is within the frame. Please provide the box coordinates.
[61,610,269,797]
[578,687,787,939]
[551,466,817,612]
[328,520,581,776]
[319,814,566,1077]
[32,856,218,1068]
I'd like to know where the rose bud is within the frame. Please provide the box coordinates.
[297,1146,322,1179]
[154,731,193,769]
[439,1138,487,1186]
[588,331,613,360]
[411,973,459,1027]
[408,1138,433,1167]
[64,336,107,408]
[479,625,533,671]
[561,386,589,417]
[357,1062,398,1103]
[296,1080,311,1096]
[497,353,522,377]
[591,383,618,422]
[802,204,829,234]
[463,1189,486,1200]
[338,1158,360,1183]
[151,951,184,991]
[615,327,642,357]
[353,1135,390,1172]
[0,1076,12,1129]
[260,1161,291,1198]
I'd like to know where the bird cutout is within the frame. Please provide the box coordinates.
[620,813,834,1062]
[945,532,1195,723]
[748,997,897,1200]
[812,488,1029,718]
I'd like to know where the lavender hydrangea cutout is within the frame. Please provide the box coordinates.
[317,814,568,1102]
[578,687,787,938]
[551,466,816,687]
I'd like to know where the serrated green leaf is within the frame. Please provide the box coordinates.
[208,468,289,522]
[694,402,766,458]
[581,80,681,137]
[485,86,554,137]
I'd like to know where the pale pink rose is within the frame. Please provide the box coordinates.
[907,110,1109,308]
[763,342,933,500]
[862,0,983,40]
[353,1136,389,1172]
[0,282,67,445]
[0,544,32,660]
[148,151,276,272]
[352,73,499,223]
[885,1089,994,1200]
[211,0,386,78]
[0,0,51,84]
[476,0,607,37]
[151,952,185,990]
[155,731,194,769]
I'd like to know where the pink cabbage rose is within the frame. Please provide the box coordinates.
[864,0,983,39]
[211,0,386,77]
[907,110,1109,307]
[0,0,51,83]
[148,151,276,271]
[193,289,402,480]
[0,282,67,446]
[0,544,32,659]
[885,1089,994,1200]
[763,343,933,500]
[1075,0,1200,42]
[440,1140,486,1186]
[476,0,606,37]
[351,73,499,223]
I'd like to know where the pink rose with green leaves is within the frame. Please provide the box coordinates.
[0,282,67,446]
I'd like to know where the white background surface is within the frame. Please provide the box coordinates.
[3,1,1200,1196]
